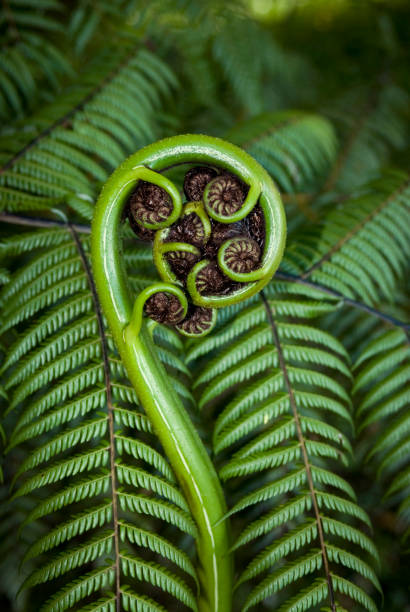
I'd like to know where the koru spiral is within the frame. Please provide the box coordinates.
[92,134,286,339]
[91,135,286,612]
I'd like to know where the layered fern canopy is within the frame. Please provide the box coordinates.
[1,1,409,611]
[1,226,197,611]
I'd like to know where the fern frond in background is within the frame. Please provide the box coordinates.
[227,111,338,231]
[1,225,197,611]
[323,84,409,193]
[0,0,73,120]
[189,280,379,611]
[284,170,410,301]
[354,329,410,528]
[0,0,409,610]
[0,41,176,219]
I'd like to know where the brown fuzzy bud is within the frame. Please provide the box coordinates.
[128,181,173,227]
[167,212,207,248]
[184,166,218,201]
[203,220,244,259]
[205,173,247,217]
[128,212,156,241]
[144,292,185,325]
[165,250,200,282]
[195,262,230,295]
[223,237,261,274]
[244,204,265,250]
[176,306,214,335]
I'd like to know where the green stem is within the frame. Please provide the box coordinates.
[123,323,232,611]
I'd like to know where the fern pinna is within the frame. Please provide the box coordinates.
[1,5,410,610]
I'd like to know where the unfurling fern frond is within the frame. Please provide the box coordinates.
[354,328,410,530]
[190,280,379,611]
[0,43,176,218]
[0,226,197,610]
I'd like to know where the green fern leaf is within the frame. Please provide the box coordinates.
[242,550,323,611]
[24,503,113,561]
[238,520,318,585]
[325,84,408,191]
[40,565,115,612]
[120,553,197,611]
[354,328,410,525]
[189,289,378,610]
[23,531,113,588]
[115,462,189,511]
[23,473,111,524]
[119,522,197,582]
[14,445,109,496]
[285,171,410,304]
[117,492,197,537]
[331,575,378,612]
[120,585,166,612]
[228,111,337,194]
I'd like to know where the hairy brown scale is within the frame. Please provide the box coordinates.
[206,173,247,217]
[176,306,214,335]
[184,166,218,201]
[203,220,244,260]
[128,212,156,241]
[129,181,173,226]
[244,203,265,250]
[144,292,185,325]
[166,251,200,281]
[167,212,206,248]
[195,262,229,295]
[223,237,261,273]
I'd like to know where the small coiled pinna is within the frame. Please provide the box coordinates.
[91,135,286,612]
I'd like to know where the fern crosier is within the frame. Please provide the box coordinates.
[91,134,287,611]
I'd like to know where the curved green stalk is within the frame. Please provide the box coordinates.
[91,134,286,611]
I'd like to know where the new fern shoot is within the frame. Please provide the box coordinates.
[91,134,286,610]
